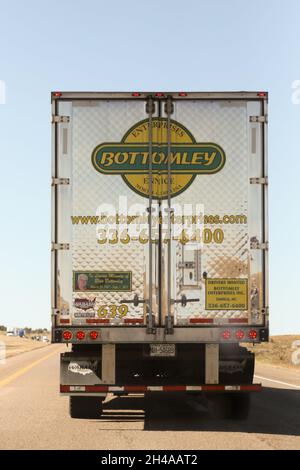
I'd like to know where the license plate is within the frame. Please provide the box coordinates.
[150,344,176,357]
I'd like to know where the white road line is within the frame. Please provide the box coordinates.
[254,375,300,390]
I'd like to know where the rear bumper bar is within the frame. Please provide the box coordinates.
[60,383,262,395]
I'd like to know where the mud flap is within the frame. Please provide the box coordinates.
[60,344,116,395]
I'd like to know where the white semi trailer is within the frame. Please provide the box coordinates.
[51,91,268,419]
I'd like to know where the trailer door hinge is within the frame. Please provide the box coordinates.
[52,308,60,316]
[51,177,70,186]
[250,177,268,185]
[51,242,70,251]
[52,115,70,123]
[250,240,269,250]
[249,115,268,123]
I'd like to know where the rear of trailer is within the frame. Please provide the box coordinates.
[51,91,268,418]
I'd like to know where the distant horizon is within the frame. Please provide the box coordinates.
[1,325,49,331]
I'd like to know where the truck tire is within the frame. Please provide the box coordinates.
[69,396,103,419]
[207,393,251,420]
[230,393,251,420]
[208,394,233,419]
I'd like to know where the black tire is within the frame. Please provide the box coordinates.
[231,393,251,420]
[69,396,103,419]
[207,393,251,420]
[209,394,233,419]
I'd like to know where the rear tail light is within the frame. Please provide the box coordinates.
[155,92,165,97]
[132,92,141,97]
[221,329,231,340]
[53,91,62,97]
[76,330,85,341]
[62,330,72,341]
[249,329,258,340]
[89,331,98,340]
[178,92,187,97]
[257,92,267,97]
[235,329,245,340]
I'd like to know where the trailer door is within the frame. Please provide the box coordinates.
[159,97,266,328]
[52,94,266,330]
[53,97,161,327]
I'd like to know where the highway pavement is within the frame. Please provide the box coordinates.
[0,344,299,450]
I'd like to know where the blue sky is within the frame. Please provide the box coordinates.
[0,0,299,333]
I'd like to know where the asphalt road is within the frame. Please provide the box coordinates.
[0,344,299,450]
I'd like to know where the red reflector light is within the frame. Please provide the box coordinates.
[62,330,72,341]
[132,92,141,97]
[53,92,62,97]
[178,92,187,96]
[89,330,98,340]
[235,329,245,340]
[257,92,266,97]
[155,92,165,97]
[76,330,85,341]
[249,329,258,340]
[221,329,231,340]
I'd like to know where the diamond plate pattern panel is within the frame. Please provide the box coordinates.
[71,101,149,324]
[169,101,250,321]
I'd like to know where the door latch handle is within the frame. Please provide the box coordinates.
[173,295,199,307]
[121,294,147,307]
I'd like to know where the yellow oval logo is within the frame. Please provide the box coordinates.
[92,118,225,199]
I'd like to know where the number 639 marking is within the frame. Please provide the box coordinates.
[97,304,128,318]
